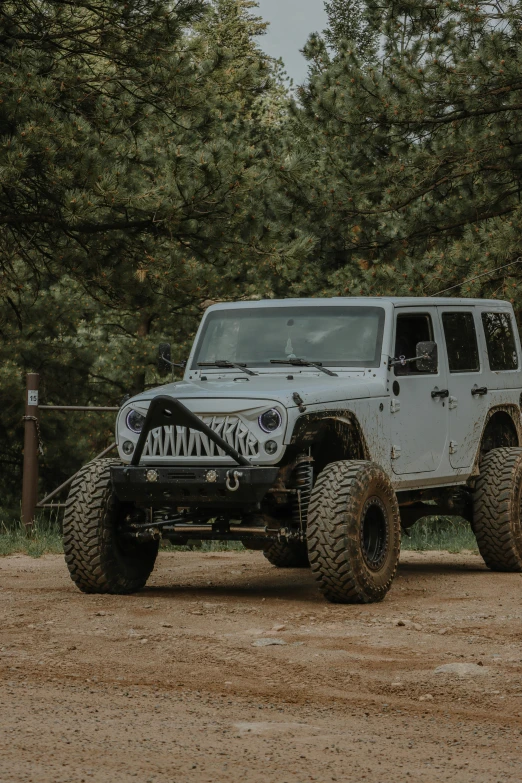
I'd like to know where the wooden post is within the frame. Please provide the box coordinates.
[21,373,40,531]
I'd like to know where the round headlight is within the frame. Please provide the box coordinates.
[258,408,282,433]
[122,440,135,455]
[126,409,145,434]
[264,440,278,455]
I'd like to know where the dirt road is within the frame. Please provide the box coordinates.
[1,549,522,783]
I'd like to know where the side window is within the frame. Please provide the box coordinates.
[442,312,480,373]
[394,314,435,376]
[481,312,519,371]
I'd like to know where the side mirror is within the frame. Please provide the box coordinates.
[416,341,438,373]
[158,343,172,376]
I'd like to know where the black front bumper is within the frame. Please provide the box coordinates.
[111,465,280,508]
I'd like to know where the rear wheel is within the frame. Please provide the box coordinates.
[307,460,400,603]
[63,459,158,594]
[473,447,522,572]
[263,540,309,568]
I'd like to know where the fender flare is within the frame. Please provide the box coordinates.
[288,409,370,460]
[469,403,521,476]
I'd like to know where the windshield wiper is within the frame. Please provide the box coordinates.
[270,359,338,377]
[198,360,258,377]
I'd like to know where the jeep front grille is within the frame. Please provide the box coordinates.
[142,416,259,460]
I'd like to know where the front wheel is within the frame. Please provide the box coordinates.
[63,459,158,594]
[307,460,400,603]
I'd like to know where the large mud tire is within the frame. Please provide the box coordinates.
[63,459,158,594]
[307,461,401,603]
[263,540,310,568]
[473,447,522,572]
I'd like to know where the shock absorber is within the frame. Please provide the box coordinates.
[291,456,314,534]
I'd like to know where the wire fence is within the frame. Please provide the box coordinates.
[21,373,118,531]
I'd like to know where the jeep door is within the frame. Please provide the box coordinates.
[390,308,449,475]
[437,306,488,470]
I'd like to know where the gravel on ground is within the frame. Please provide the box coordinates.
[1,549,522,782]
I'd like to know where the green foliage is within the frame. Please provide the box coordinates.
[0,513,63,557]
[293,1,522,307]
[5,0,522,521]
[323,0,377,58]
[0,0,298,515]
[402,518,478,554]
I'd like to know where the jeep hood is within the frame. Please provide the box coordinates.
[124,374,386,411]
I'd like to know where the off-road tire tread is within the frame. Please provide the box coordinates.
[307,460,401,604]
[473,447,522,572]
[63,458,158,594]
[263,540,310,568]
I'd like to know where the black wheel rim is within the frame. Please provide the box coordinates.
[360,496,389,571]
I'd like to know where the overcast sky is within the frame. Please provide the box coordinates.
[255,0,328,84]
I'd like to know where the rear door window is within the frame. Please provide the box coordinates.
[442,312,480,373]
[481,312,518,371]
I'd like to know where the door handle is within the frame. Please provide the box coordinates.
[431,389,449,399]
[471,386,488,396]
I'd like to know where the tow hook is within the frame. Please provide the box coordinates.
[226,470,243,492]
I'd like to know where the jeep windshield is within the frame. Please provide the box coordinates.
[191,306,385,369]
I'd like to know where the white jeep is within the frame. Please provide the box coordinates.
[63,297,522,603]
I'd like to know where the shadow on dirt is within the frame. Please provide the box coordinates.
[141,557,492,601]
[145,567,322,602]
[398,560,488,575]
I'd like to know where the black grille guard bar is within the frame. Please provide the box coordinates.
[130,395,250,467]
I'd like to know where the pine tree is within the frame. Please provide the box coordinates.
[323,0,377,58]
[0,0,298,513]
[290,1,522,308]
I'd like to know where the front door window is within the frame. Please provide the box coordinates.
[394,314,435,376]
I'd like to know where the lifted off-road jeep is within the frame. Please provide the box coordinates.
[63,297,522,603]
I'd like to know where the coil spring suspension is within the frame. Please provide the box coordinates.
[291,457,314,534]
